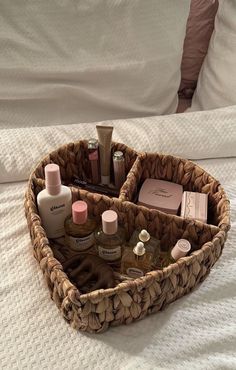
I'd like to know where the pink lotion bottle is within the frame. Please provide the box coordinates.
[37,164,72,238]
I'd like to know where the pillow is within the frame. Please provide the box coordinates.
[0,1,190,128]
[179,0,218,100]
[189,0,236,111]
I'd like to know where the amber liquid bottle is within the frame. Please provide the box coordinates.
[64,201,97,252]
[129,229,160,268]
[94,210,125,265]
[121,242,153,278]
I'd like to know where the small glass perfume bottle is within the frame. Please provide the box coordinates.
[129,229,160,267]
[64,201,97,252]
[121,242,153,278]
[161,239,191,268]
[113,151,126,189]
[94,210,125,265]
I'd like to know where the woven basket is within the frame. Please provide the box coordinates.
[25,141,230,333]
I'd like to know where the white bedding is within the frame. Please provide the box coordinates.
[1,108,236,369]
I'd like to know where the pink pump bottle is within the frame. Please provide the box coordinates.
[37,164,72,238]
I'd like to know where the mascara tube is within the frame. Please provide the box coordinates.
[71,178,120,197]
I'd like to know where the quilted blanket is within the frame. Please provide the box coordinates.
[0,106,236,369]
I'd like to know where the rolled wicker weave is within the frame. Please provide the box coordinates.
[24,141,230,333]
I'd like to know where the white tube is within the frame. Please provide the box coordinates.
[96,125,113,185]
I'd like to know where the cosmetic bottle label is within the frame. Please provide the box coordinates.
[66,232,95,251]
[126,267,144,278]
[98,246,121,261]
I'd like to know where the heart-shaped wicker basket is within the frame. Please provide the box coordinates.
[24,141,230,333]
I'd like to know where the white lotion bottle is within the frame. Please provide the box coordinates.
[37,164,72,238]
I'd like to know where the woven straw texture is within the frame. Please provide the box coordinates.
[24,141,230,333]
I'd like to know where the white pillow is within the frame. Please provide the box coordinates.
[0,1,190,128]
[189,0,236,111]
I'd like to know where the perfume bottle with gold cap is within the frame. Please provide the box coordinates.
[121,242,153,278]
[161,239,191,268]
[128,229,160,267]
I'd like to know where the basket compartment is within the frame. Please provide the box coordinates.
[33,141,138,199]
[120,152,230,229]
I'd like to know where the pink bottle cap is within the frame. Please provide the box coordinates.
[45,164,61,195]
[102,210,118,235]
[171,239,191,261]
[72,201,88,225]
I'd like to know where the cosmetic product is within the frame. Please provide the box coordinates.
[181,191,208,223]
[64,201,97,252]
[71,178,120,197]
[113,151,126,189]
[63,254,115,293]
[128,229,160,266]
[94,210,125,264]
[88,138,100,185]
[161,239,191,268]
[121,242,153,278]
[37,163,72,238]
[96,125,113,185]
[138,179,183,215]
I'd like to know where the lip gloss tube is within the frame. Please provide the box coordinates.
[88,138,100,185]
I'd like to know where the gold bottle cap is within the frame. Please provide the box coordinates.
[113,151,124,161]
[133,242,145,256]
[139,229,150,242]
[88,138,98,149]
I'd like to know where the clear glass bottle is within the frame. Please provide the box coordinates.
[88,138,100,185]
[129,229,160,267]
[121,242,153,278]
[94,210,125,265]
[113,151,126,189]
[64,201,97,252]
[161,239,191,268]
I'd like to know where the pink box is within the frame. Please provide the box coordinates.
[137,179,183,215]
[181,191,208,223]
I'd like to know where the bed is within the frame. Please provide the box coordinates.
[1,106,236,369]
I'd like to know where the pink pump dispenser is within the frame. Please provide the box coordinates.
[45,164,61,195]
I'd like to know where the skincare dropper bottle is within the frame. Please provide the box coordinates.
[161,239,191,268]
[94,210,125,265]
[64,201,97,251]
[129,229,160,267]
[37,163,72,238]
[121,242,153,278]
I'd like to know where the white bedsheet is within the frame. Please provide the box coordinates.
[1,109,236,369]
